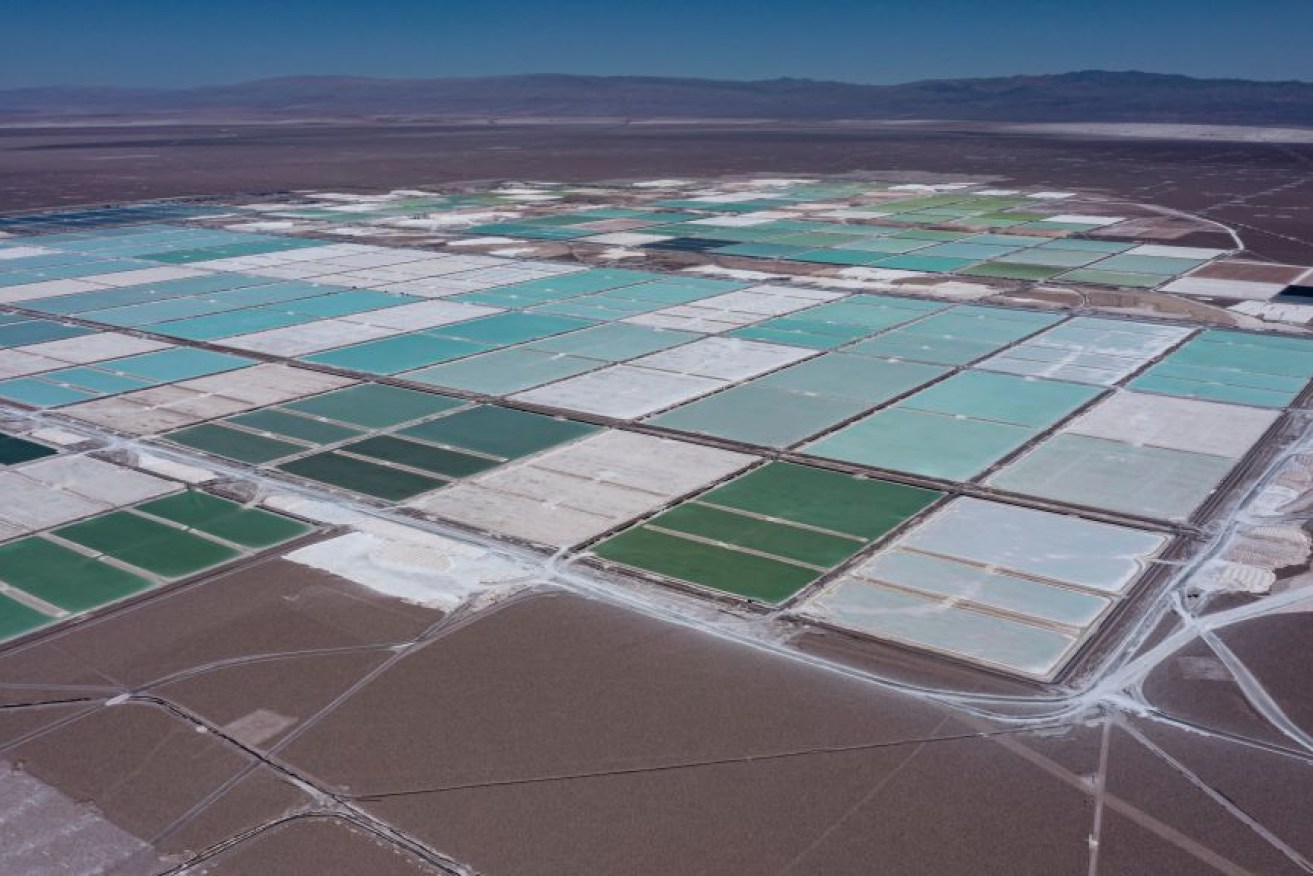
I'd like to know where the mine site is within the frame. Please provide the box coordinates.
[3,2,1313,874]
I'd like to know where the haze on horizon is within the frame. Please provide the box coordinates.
[4,0,1312,90]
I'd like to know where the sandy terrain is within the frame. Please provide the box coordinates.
[4,120,1313,263]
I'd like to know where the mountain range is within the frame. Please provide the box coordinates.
[3,71,1312,126]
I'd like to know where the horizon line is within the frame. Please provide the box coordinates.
[7,68,1313,92]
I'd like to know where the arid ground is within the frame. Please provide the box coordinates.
[5,120,1313,262]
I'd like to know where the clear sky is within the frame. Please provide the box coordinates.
[4,0,1312,89]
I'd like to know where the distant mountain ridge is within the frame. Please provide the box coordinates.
[4,71,1313,126]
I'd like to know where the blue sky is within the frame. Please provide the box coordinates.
[4,0,1312,88]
